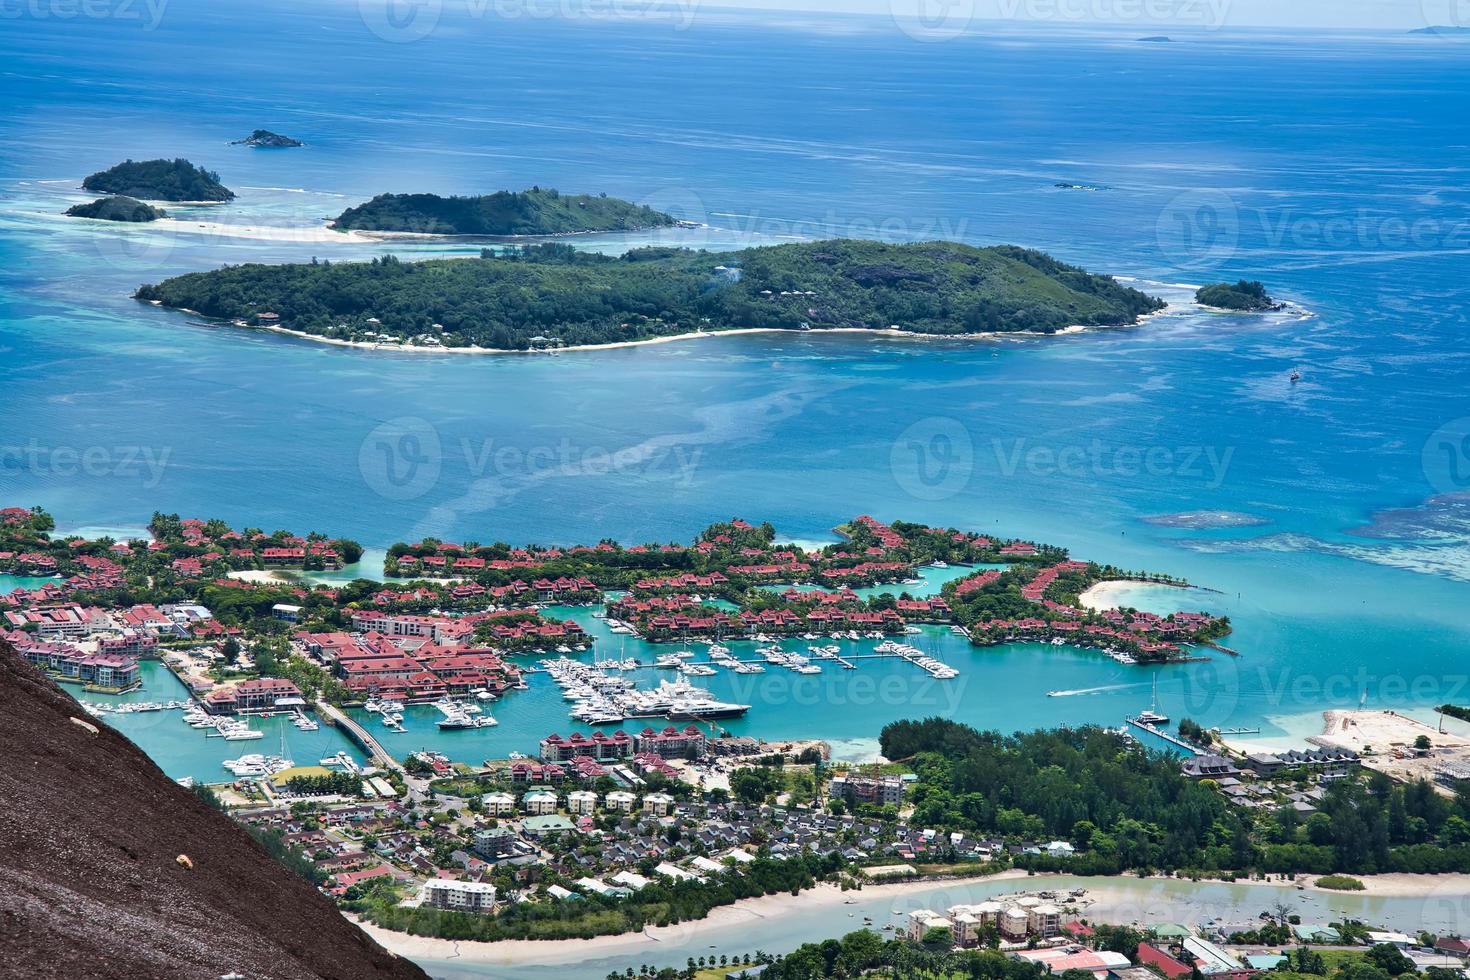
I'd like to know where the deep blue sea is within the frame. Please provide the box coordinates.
[5,3,1470,770]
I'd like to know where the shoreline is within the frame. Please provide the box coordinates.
[338,220,698,243]
[226,569,296,584]
[170,311,1172,357]
[357,868,1470,969]
[354,871,1033,967]
[1078,577,1192,611]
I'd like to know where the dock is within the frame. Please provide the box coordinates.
[316,700,403,773]
[1126,716,1204,755]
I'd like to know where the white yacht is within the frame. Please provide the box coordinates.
[1136,676,1169,725]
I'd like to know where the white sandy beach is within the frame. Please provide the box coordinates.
[226,569,294,584]
[357,868,1470,968]
[199,319,1168,357]
[356,872,1029,967]
[1077,578,1191,611]
[149,216,381,244]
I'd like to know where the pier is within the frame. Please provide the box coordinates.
[611,650,956,678]
[1126,717,1204,755]
[317,700,402,773]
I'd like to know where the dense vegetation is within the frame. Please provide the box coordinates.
[1196,279,1276,310]
[136,239,1165,349]
[82,158,234,202]
[65,196,167,222]
[740,930,1465,980]
[879,717,1470,875]
[331,187,674,236]
[282,771,363,796]
[750,931,1056,980]
[354,851,841,941]
[1316,874,1366,891]
[231,129,302,147]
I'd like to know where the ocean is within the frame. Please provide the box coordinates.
[4,3,1470,772]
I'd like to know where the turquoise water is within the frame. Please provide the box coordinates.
[81,661,365,782]
[422,873,1470,979]
[0,573,62,594]
[6,6,1470,759]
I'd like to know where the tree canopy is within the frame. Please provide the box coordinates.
[331,187,674,235]
[1196,280,1275,310]
[82,158,234,202]
[136,238,1166,350]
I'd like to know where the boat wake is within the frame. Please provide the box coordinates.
[1046,682,1147,697]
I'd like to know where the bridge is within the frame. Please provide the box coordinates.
[1126,717,1205,755]
[316,700,403,773]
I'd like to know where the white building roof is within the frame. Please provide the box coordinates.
[655,862,703,882]
[610,870,651,890]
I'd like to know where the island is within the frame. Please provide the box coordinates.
[82,158,235,202]
[11,500,1469,963]
[230,129,303,148]
[1138,34,1173,41]
[1195,279,1278,311]
[134,238,1167,351]
[64,196,167,223]
[329,187,677,236]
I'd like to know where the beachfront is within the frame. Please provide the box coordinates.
[365,871,1470,977]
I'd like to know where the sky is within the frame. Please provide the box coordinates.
[723,0,1463,30]
[354,0,1467,35]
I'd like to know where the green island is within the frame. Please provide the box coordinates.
[383,515,1226,663]
[82,158,235,202]
[134,239,1166,350]
[329,187,676,236]
[230,129,302,148]
[64,196,167,223]
[1196,279,1279,311]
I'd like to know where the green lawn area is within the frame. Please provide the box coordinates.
[692,966,761,980]
[1316,949,1369,970]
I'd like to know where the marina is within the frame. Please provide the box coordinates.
[76,660,365,783]
[46,577,1238,779]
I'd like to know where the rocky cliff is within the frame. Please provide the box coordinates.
[0,639,431,980]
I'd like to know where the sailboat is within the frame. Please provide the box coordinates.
[1137,675,1169,725]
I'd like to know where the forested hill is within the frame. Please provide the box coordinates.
[135,239,1166,350]
[330,188,676,235]
[82,158,234,202]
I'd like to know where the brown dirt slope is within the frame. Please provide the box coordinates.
[0,639,431,980]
